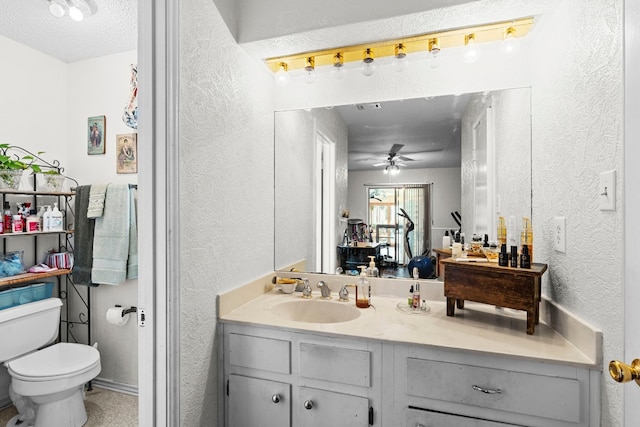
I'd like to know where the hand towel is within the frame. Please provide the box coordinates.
[87,183,108,218]
[127,188,138,280]
[72,185,98,286]
[92,184,131,285]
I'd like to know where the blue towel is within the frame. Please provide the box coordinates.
[91,184,137,285]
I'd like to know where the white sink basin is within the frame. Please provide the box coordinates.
[271,299,361,323]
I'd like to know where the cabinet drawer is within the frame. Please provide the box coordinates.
[406,358,580,423]
[405,407,521,427]
[229,333,290,374]
[300,342,370,387]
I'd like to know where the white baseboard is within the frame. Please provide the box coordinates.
[91,378,138,396]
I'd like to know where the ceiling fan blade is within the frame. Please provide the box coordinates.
[397,155,414,162]
[389,143,404,154]
[372,162,387,167]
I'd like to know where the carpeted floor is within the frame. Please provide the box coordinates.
[0,386,138,426]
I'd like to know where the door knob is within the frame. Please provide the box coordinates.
[303,400,314,410]
[609,359,640,385]
[271,394,280,404]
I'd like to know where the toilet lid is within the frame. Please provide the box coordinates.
[7,343,100,379]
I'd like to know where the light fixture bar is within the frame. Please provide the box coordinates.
[265,17,534,72]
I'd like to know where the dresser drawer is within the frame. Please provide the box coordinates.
[405,407,522,427]
[300,342,371,387]
[228,333,290,374]
[406,358,580,423]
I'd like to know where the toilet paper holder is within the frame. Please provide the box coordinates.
[115,305,137,316]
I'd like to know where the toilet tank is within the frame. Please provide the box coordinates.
[0,297,62,362]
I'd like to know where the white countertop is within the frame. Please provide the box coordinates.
[219,279,601,369]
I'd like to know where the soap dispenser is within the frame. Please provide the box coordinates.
[50,202,63,232]
[366,256,379,277]
[356,266,370,308]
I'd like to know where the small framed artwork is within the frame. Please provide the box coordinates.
[116,133,137,174]
[87,115,106,155]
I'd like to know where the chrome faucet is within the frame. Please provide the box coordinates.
[317,281,331,299]
[338,284,350,302]
[301,279,312,298]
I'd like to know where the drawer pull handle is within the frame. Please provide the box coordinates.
[271,394,280,404]
[304,400,314,410]
[472,385,502,394]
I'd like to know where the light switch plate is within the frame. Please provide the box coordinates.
[552,217,566,253]
[599,170,616,211]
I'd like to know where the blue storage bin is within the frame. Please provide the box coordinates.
[0,282,54,310]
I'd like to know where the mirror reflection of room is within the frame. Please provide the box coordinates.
[275,88,531,279]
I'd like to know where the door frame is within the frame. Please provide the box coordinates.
[138,0,180,425]
[624,0,640,423]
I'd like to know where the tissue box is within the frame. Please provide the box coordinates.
[0,282,54,310]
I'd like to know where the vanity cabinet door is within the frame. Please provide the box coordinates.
[228,374,291,427]
[298,386,370,427]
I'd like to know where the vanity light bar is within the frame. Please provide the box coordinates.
[264,17,534,72]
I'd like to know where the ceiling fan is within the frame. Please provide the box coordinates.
[371,144,412,174]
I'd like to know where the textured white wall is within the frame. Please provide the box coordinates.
[530,1,623,425]
[179,1,275,424]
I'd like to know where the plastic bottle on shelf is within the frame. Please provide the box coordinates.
[36,206,46,231]
[42,205,52,232]
[50,202,63,232]
[1,201,10,234]
[26,209,39,232]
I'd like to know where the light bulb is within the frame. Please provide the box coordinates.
[68,5,84,21]
[463,34,481,64]
[48,0,66,17]
[361,49,376,77]
[304,57,316,84]
[384,166,389,174]
[501,27,521,55]
[331,53,346,80]
[274,62,289,86]
[392,44,408,73]
[426,38,441,69]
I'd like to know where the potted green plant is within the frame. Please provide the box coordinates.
[0,144,43,190]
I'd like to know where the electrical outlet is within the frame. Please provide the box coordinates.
[552,217,566,253]
[599,170,616,211]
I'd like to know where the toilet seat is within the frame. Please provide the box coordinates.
[7,342,100,382]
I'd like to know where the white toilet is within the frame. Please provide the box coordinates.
[0,297,101,427]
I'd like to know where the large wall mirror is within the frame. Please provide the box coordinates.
[275,87,531,278]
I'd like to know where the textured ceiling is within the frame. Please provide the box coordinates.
[338,94,471,171]
[0,0,137,63]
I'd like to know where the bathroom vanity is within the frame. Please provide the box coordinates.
[218,274,601,427]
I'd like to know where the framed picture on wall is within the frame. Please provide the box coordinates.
[87,115,106,155]
[116,133,137,174]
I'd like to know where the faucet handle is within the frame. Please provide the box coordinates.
[301,279,312,299]
[339,284,350,302]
